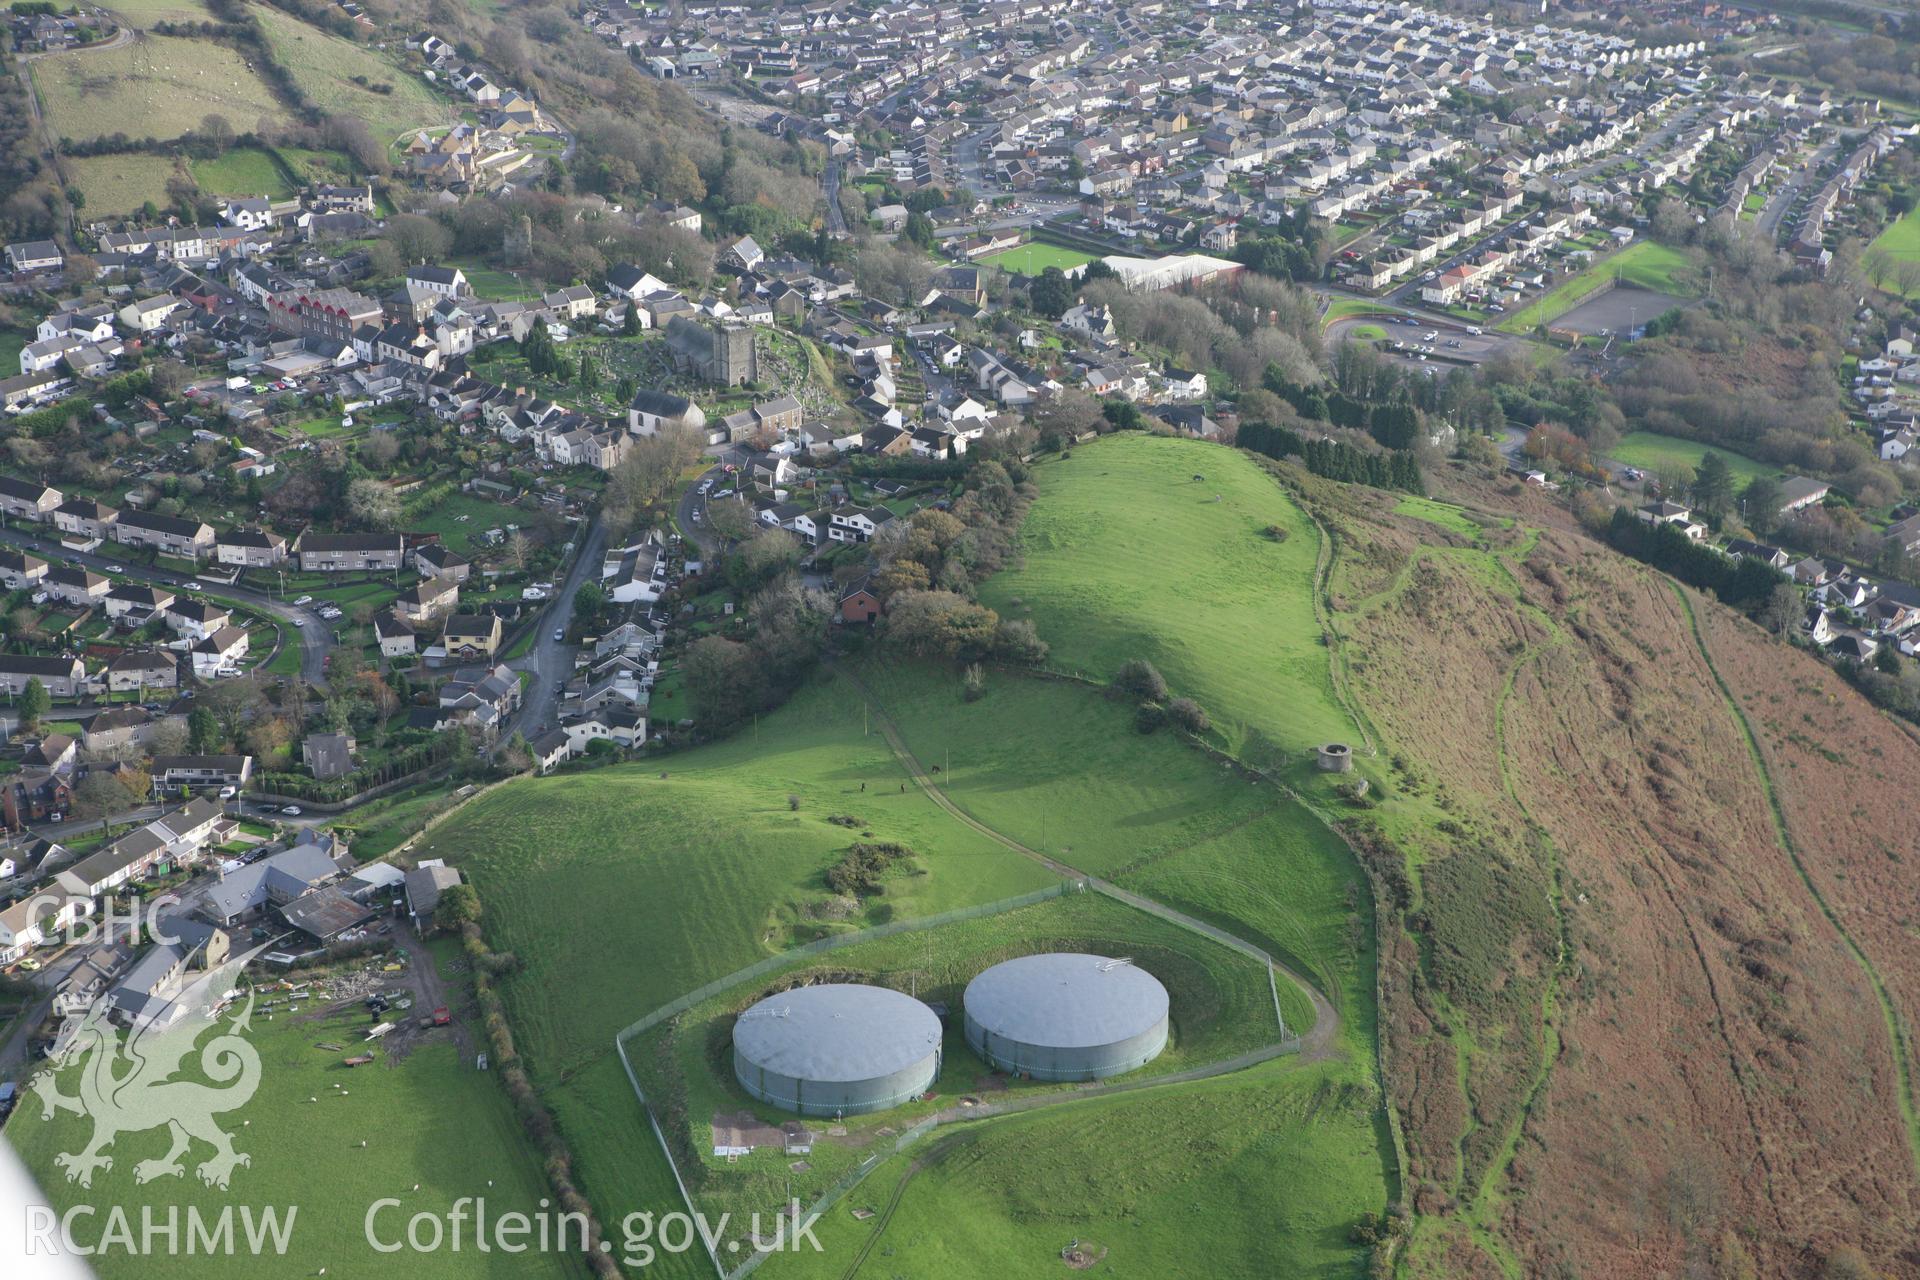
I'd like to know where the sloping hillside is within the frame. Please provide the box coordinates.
[1312,467,1920,1278]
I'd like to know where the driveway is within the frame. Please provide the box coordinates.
[0,525,331,687]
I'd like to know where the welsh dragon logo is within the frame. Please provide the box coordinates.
[29,945,266,1190]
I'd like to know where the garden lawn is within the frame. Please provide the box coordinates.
[1607,431,1782,485]
[7,987,575,1278]
[976,241,1100,275]
[408,490,525,555]
[32,36,285,143]
[254,5,448,137]
[1496,241,1694,334]
[979,434,1357,767]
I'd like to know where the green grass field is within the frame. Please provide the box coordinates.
[191,147,298,199]
[783,1056,1383,1280]
[255,6,449,137]
[417,678,1056,1082]
[1323,298,1402,325]
[66,154,179,217]
[1867,207,1920,296]
[7,963,575,1279]
[1607,430,1782,485]
[449,259,542,301]
[33,36,284,143]
[977,241,1100,275]
[375,434,1397,1279]
[98,0,214,26]
[979,434,1357,768]
[1497,241,1694,334]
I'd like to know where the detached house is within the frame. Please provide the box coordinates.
[441,613,503,661]
[828,506,895,544]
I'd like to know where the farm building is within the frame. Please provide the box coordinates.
[963,953,1169,1082]
[732,984,941,1117]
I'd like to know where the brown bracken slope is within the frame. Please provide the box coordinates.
[1303,464,1920,1279]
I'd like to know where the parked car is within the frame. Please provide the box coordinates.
[282,806,302,816]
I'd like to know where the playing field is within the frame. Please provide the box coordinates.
[65,154,179,217]
[1607,430,1782,485]
[978,434,1358,768]
[32,34,284,143]
[8,964,573,1279]
[254,5,448,137]
[977,241,1100,275]
[1497,241,1694,334]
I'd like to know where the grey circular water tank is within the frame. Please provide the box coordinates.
[963,953,1169,1082]
[732,984,942,1117]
